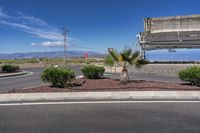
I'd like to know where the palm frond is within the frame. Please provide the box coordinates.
[135,58,149,68]
[119,53,126,62]
[130,51,140,61]
[109,49,119,62]
[123,47,132,59]
[126,51,140,65]
[108,47,148,68]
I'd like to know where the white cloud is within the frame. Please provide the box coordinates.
[31,41,65,47]
[0,19,63,40]
[21,16,47,26]
[14,12,47,26]
[0,8,65,40]
[0,7,9,18]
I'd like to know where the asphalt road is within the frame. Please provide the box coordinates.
[0,66,181,92]
[0,66,82,91]
[0,102,200,133]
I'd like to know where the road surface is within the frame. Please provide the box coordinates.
[0,66,82,91]
[0,102,199,133]
[0,66,181,92]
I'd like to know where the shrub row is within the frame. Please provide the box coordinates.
[179,66,200,86]
[41,65,105,88]
[1,64,20,73]
[41,67,75,88]
[81,65,105,79]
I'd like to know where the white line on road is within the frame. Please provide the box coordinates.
[76,75,84,79]
[103,73,113,76]
[0,101,200,106]
[0,71,33,80]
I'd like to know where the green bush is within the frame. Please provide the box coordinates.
[104,55,114,66]
[41,67,75,88]
[81,65,105,79]
[26,59,39,63]
[1,64,20,73]
[179,66,200,86]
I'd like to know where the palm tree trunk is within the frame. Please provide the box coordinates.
[120,62,128,83]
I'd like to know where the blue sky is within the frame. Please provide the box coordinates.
[0,0,200,54]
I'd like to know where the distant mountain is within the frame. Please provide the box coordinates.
[0,51,105,59]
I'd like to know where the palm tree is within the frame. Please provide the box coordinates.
[108,47,148,82]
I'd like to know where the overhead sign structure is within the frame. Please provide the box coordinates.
[139,15,200,59]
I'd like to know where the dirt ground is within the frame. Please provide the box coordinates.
[5,78,200,93]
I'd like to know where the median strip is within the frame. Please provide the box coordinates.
[1,91,200,102]
[1,100,200,107]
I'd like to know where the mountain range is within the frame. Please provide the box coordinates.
[0,51,105,59]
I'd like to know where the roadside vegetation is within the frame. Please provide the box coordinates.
[179,66,200,86]
[0,57,104,67]
[1,64,20,73]
[107,47,148,83]
[40,64,105,89]
[81,65,105,79]
[41,67,75,88]
[104,55,114,67]
[0,58,39,64]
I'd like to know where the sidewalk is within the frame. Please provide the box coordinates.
[1,91,200,102]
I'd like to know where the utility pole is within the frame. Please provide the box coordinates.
[63,27,68,66]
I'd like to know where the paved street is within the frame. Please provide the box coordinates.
[0,66,82,91]
[0,65,181,92]
[0,68,45,91]
[0,102,200,133]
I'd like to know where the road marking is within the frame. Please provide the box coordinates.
[76,75,84,79]
[0,71,33,80]
[103,73,112,76]
[0,101,200,106]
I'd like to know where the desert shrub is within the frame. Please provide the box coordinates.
[26,59,39,63]
[41,67,75,88]
[104,55,114,66]
[81,65,105,79]
[179,66,200,86]
[1,64,20,73]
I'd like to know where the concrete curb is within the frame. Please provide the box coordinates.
[1,91,200,102]
[0,71,31,78]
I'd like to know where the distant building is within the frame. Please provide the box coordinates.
[139,15,200,58]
